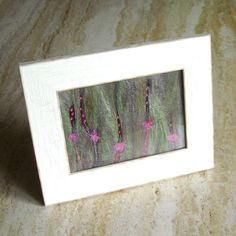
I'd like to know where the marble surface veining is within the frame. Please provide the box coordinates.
[1,0,236,235]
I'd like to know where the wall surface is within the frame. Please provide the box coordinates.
[0,1,236,235]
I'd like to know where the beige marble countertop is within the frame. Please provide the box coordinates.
[1,1,236,235]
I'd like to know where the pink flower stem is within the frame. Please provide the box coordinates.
[114,152,121,163]
[167,117,178,150]
[73,144,83,170]
[79,94,90,135]
[142,79,153,155]
[171,141,176,150]
[79,92,100,167]
[68,105,82,170]
[92,142,99,166]
[113,109,125,163]
[69,105,76,128]
[145,79,151,119]
[142,128,150,155]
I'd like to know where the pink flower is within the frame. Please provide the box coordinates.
[167,133,177,142]
[114,141,125,153]
[69,132,79,142]
[90,130,100,143]
[143,119,153,130]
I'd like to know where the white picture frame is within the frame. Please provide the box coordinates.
[19,35,213,205]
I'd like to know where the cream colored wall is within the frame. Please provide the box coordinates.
[0,1,235,235]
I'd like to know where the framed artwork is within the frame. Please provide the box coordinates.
[19,35,213,205]
[58,71,186,173]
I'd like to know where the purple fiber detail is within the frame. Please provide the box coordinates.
[114,141,125,153]
[167,133,178,142]
[143,119,153,130]
[69,132,79,142]
[90,130,100,143]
